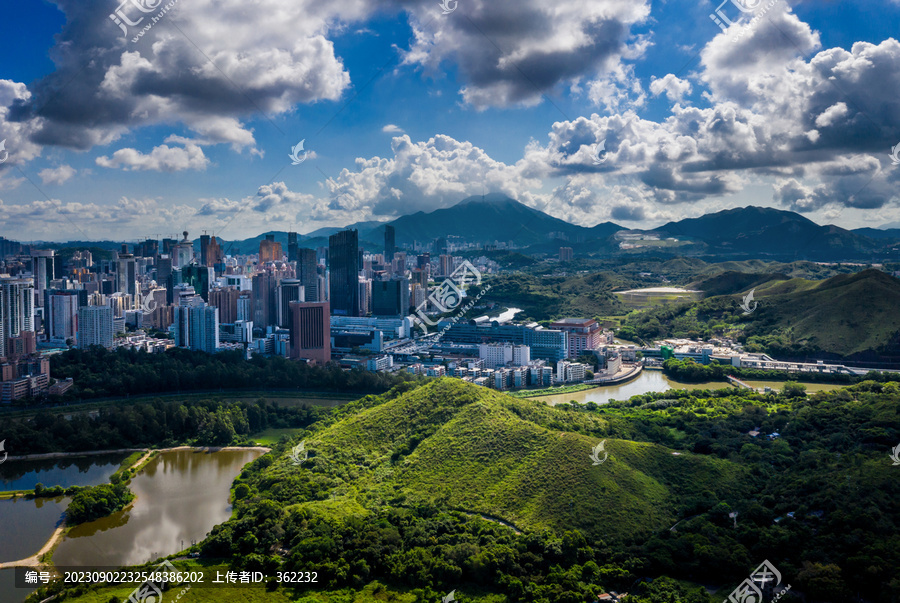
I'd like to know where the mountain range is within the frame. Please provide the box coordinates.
[25,194,900,260]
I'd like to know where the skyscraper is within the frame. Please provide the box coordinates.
[288,231,299,263]
[181,265,215,302]
[77,306,113,349]
[252,271,277,327]
[259,234,283,263]
[209,287,242,324]
[31,250,55,305]
[328,230,359,316]
[296,248,318,303]
[439,254,454,277]
[289,301,330,364]
[46,291,80,343]
[384,225,396,260]
[206,235,225,273]
[276,279,304,328]
[117,245,137,296]
[372,278,410,317]
[0,277,35,358]
[142,238,159,258]
[200,234,211,266]
[172,231,194,268]
[173,304,219,353]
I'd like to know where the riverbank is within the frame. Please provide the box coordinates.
[0,446,271,570]
[512,364,643,399]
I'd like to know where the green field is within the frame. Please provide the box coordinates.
[252,427,306,446]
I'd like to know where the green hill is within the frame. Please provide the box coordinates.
[627,268,900,359]
[285,379,746,541]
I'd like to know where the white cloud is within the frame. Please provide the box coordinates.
[649,74,692,103]
[382,124,405,133]
[402,0,652,109]
[38,165,77,185]
[96,142,210,172]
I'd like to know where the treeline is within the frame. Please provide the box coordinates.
[4,398,326,454]
[65,483,134,524]
[661,357,862,384]
[48,347,416,401]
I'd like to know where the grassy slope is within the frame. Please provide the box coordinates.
[297,379,746,541]
[743,269,900,355]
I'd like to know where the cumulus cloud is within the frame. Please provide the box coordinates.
[382,124,405,133]
[38,165,76,185]
[96,141,209,171]
[649,74,692,103]
[7,0,360,153]
[400,0,651,109]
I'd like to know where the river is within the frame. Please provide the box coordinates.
[526,370,845,406]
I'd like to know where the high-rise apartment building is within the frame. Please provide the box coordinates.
[173,304,219,353]
[31,250,55,305]
[46,291,80,343]
[77,306,114,349]
[289,301,330,364]
[328,230,360,316]
[0,277,35,358]
[439,254,454,277]
[209,287,243,324]
[259,235,283,263]
[559,247,574,261]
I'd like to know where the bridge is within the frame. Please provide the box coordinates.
[727,375,759,391]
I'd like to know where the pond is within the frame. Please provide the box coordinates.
[52,448,264,568]
[0,452,129,492]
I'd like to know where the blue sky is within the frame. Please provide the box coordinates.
[1,0,899,242]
